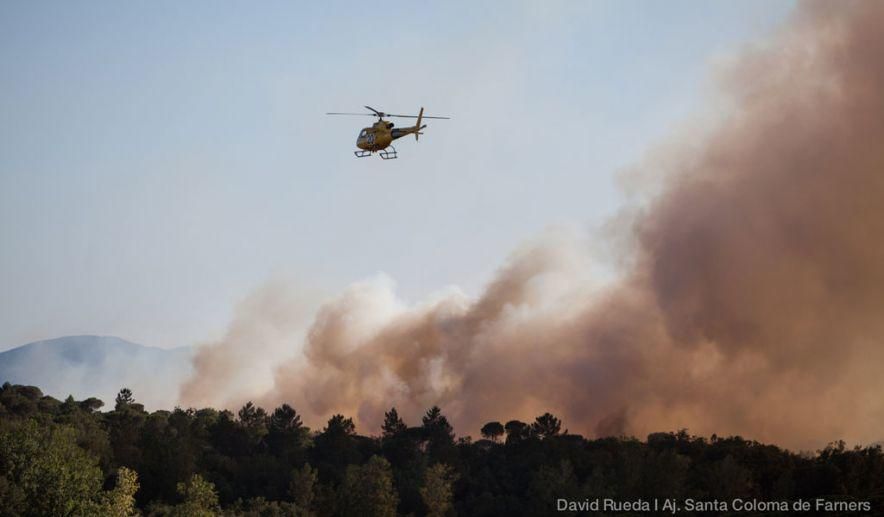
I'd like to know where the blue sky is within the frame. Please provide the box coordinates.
[0,1,794,349]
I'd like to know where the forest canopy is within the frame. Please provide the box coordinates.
[0,383,881,516]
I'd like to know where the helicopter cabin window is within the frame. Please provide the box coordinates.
[359,129,368,138]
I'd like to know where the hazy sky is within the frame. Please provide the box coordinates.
[0,1,794,350]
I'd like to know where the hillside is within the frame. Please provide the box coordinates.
[0,335,192,410]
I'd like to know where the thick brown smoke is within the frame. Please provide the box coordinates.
[182,1,884,450]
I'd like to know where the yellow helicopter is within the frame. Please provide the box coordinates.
[326,106,450,159]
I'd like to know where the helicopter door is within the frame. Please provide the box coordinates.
[358,129,375,146]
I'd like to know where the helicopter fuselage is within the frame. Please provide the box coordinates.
[356,119,420,151]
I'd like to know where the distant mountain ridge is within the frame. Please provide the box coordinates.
[0,335,192,410]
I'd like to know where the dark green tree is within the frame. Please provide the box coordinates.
[422,407,455,463]
[338,456,398,517]
[237,401,268,442]
[324,414,356,437]
[100,467,140,516]
[420,463,458,517]
[80,397,105,413]
[288,463,318,512]
[115,388,135,411]
[531,412,562,439]
[422,407,453,437]
[528,460,580,515]
[0,421,104,516]
[382,407,407,439]
[504,420,531,444]
[269,404,302,433]
[380,410,424,516]
[311,414,362,486]
[107,390,147,468]
[172,473,220,516]
[267,404,310,462]
[480,421,505,442]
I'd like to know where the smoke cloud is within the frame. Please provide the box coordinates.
[182,1,884,450]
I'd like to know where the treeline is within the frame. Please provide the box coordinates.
[0,383,882,516]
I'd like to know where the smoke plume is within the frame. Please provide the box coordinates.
[182,1,884,450]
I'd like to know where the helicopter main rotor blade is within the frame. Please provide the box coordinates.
[384,114,451,119]
[327,108,451,119]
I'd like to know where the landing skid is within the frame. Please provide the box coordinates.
[353,146,398,159]
[379,146,398,160]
